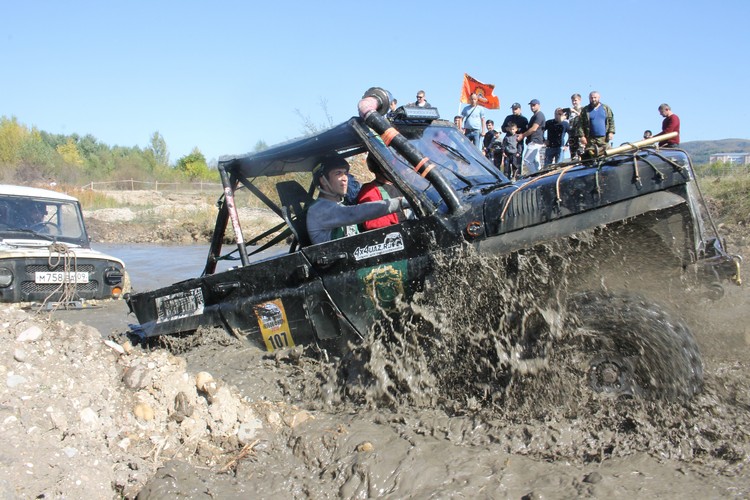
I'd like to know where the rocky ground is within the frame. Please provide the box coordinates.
[0,305,318,498]
[1,189,749,498]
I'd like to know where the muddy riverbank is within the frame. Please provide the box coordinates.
[3,250,749,499]
[1,190,749,498]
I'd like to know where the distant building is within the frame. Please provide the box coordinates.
[709,152,750,165]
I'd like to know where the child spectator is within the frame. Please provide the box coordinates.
[502,122,521,180]
[544,108,570,166]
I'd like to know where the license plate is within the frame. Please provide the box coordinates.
[35,271,90,284]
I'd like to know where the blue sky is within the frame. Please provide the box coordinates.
[3,1,749,164]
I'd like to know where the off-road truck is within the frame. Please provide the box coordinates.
[127,88,741,399]
[0,185,129,304]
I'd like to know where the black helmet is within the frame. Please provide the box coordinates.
[313,156,350,182]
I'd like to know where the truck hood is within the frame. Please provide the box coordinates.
[482,150,692,242]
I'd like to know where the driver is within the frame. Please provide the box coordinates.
[24,201,50,231]
[306,156,408,245]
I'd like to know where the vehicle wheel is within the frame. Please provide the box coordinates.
[563,290,703,400]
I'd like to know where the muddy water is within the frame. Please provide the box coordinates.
[93,243,241,292]
[120,241,750,499]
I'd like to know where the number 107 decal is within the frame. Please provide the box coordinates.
[253,298,295,351]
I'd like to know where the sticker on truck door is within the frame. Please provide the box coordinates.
[353,231,405,261]
[155,288,205,323]
[254,299,295,351]
[358,261,407,312]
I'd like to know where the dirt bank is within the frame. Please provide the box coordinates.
[3,264,748,499]
[1,190,748,498]
[0,305,314,498]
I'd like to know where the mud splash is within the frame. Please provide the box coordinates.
[137,239,750,498]
[332,237,701,413]
[335,242,571,413]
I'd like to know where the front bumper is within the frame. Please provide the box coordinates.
[0,257,126,302]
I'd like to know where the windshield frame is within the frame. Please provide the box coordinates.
[362,119,509,212]
[0,194,90,246]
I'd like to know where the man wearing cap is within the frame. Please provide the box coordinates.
[516,99,546,174]
[577,91,615,158]
[501,103,529,167]
[306,156,408,245]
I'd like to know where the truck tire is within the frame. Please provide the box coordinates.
[565,290,703,400]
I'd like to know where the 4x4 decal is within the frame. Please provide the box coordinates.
[353,232,405,261]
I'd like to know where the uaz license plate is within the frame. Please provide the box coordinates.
[35,271,90,284]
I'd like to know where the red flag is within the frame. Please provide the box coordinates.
[460,73,500,109]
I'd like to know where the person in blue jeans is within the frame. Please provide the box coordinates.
[516,99,545,174]
[461,93,486,148]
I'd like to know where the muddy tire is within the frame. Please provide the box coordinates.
[565,290,703,400]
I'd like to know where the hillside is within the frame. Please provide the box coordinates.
[680,138,750,165]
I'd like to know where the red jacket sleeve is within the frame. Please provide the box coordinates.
[356,183,382,204]
[356,182,399,230]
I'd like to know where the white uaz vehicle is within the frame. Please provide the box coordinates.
[0,185,128,303]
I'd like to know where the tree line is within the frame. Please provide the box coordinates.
[0,115,217,188]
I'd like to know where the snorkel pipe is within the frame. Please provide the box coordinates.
[358,87,462,214]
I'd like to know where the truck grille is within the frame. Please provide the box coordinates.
[505,189,541,217]
[26,264,96,274]
[20,263,99,294]
[21,281,99,293]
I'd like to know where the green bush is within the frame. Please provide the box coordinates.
[68,188,122,210]
[695,161,750,178]
[698,172,750,226]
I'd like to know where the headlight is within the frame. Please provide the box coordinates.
[0,267,13,287]
[104,267,123,286]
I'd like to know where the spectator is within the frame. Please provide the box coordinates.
[501,102,529,163]
[544,108,570,166]
[577,91,615,158]
[306,156,406,245]
[461,93,486,148]
[412,90,431,108]
[643,129,653,140]
[501,121,521,179]
[483,120,497,157]
[487,129,504,169]
[564,93,583,160]
[453,115,463,130]
[516,99,545,174]
[356,155,408,231]
[655,103,680,147]
[387,99,399,120]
